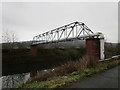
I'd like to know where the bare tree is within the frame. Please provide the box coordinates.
[2,29,18,49]
[2,29,18,43]
[2,30,11,43]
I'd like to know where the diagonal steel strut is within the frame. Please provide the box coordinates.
[32,21,103,45]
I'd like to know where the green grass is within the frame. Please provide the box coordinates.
[17,59,120,88]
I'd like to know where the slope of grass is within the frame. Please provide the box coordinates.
[17,59,120,88]
[2,48,86,75]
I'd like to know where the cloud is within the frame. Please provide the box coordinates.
[2,2,118,42]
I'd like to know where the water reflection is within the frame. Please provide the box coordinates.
[1,73,30,88]
[1,68,53,89]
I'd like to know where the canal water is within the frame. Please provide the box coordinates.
[1,72,30,89]
[1,68,53,89]
[2,52,84,88]
[2,47,86,88]
[1,60,70,88]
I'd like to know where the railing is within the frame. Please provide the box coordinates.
[99,55,120,62]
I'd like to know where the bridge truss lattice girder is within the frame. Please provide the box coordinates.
[32,21,103,45]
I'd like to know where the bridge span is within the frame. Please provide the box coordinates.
[32,21,104,45]
[31,21,105,60]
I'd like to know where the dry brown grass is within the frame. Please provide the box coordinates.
[27,55,98,83]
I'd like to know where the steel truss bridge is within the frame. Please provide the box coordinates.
[32,21,104,45]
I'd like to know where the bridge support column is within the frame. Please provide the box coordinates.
[86,38,100,60]
[30,45,38,55]
[100,39,104,60]
[86,38,104,60]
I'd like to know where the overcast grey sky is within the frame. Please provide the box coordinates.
[2,2,118,43]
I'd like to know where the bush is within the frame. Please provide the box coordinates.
[28,71,54,82]
[53,61,78,76]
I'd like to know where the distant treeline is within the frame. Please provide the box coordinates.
[2,40,86,49]
[104,42,120,58]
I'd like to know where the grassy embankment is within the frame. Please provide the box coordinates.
[2,48,86,75]
[17,57,120,88]
[3,48,85,63]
